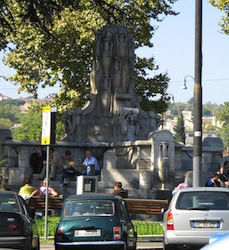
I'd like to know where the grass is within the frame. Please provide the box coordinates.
[35,217,163,237]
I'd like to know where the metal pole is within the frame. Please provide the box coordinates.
[193,0,203,187]
[44,145,50,240]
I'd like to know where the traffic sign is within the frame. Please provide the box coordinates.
[41,106,51,145]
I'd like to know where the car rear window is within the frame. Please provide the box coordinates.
[0,193,19,212]
[176,191,229,210]
[64,200,115,217]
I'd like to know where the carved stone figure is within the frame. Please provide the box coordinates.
[112,58,122,93]
[120,108,139,141]
[102,30,113,78]
[62,24,160,143]
[116,30,128,59]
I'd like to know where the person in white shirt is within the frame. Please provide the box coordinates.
[83,150,100,175]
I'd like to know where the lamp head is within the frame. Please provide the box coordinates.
[182,79,187,90]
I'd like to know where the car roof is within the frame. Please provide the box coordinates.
[0,190,17,195]
[65,193,122,201]
[177,187,229,193]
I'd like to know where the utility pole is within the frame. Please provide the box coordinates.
[193,0,203,187]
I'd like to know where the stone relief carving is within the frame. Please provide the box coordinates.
[120,108,139,141]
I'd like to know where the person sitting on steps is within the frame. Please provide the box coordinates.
[39,148,61,180]
[59,150,81,188]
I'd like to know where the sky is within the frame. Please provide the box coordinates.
[0,0,228,104]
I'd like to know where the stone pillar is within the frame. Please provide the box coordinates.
[0,129,12,164]
[139,171,152,190]
[7,146,18,168]
[103,150,116,169]
[18,147,31,168]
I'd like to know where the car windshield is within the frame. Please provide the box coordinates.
[64,200,115,217]
[0,193,19,212]
[176,191,229,210]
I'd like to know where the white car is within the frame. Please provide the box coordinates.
[163,187,229,250]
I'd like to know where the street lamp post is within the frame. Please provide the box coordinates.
[193,0,203,187]
[183,1,203,187]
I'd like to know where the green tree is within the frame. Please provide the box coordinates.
[187,97,194,104]
[0,118,13,129]
[13,103,65,141]
[0,99,25,106]
[210,0,229,34]
[0,105,20,123]
[13,105,43,141]
[203,124,217,132]
[216,102,229,149]
[1,0,177,114]
[174,113,186,144]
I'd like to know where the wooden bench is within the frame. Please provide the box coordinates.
[124,198,168,215]
[28,196,63,210]
[28,196,168,215]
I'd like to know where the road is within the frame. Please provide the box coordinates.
[41,241,163,250]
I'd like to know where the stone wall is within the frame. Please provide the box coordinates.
[0,129,225,197]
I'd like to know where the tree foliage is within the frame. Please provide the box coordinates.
[210,0,229,34]
[0,0,177,114]
[0,104,20,123]
[174,113,186,144]
[0,118,13,129]
[216,102,229,148]
[0,99,25,106]
[13,103,65,141]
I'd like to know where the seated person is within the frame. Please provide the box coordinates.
[113,182,128,198]
[59,150,82,187]
[30,147,46,174]
[205,173,223,187]
[83,150,100,176]
[172,179,188,195]
[0,178,11,191]
[217,161,229,186]
[40,148,60,180]
[34,178,58,197]
[19,178,37,201]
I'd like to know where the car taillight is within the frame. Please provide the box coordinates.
[113,227,121,240]
[56,227,63,241]
[166,209,174,230]
[9,224,21,233]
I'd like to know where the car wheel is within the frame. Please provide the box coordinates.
[122,237,127,250]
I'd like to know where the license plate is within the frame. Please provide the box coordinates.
[192,221,220,228]
[75,229,101,237]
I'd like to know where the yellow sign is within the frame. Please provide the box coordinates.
[41,106,51,145]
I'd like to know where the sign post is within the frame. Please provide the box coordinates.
[41,106,57,240]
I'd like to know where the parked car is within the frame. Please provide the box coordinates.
[208,231,229,244]
[55,193,137,250]
[200,232,229,249]
[0,190,40,250]
[163,187,229,250]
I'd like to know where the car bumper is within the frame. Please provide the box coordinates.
[55,241,124,249]
[0,236,28,249]
[165,231,210,245]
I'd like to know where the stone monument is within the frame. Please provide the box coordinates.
[62,24,160,143]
